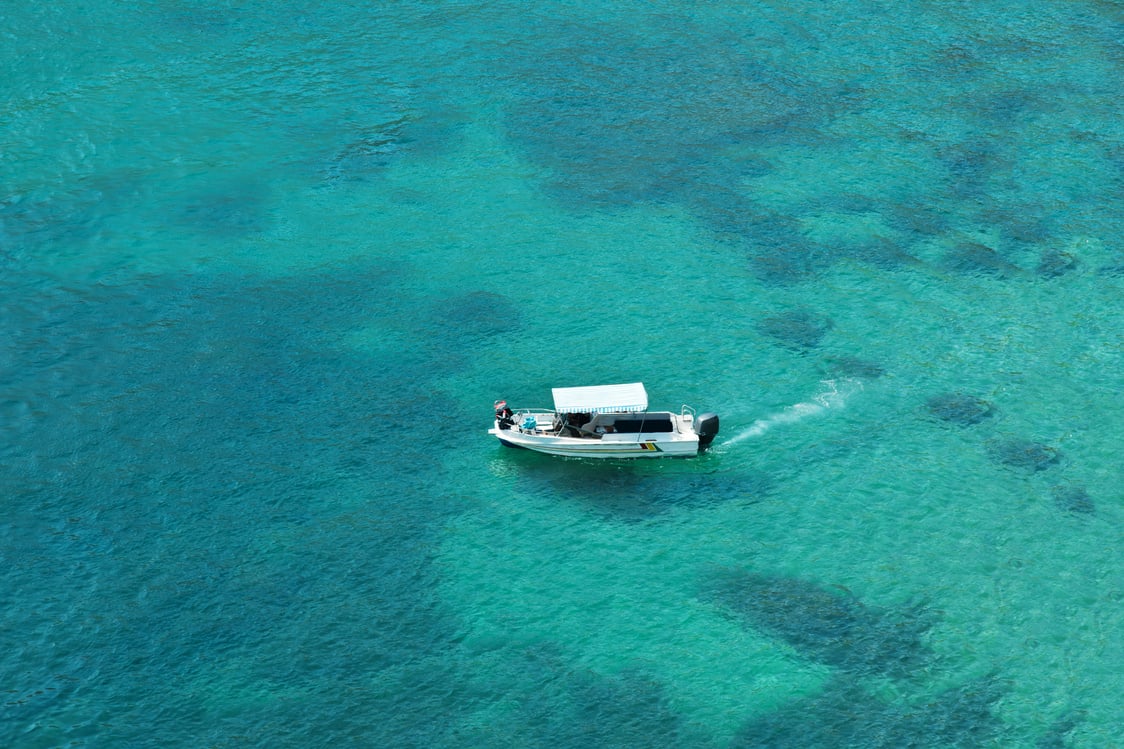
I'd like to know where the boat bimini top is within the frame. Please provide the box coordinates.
[551,382,649,414]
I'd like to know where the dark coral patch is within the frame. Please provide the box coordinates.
[848,238,923,270]
[322,107,465,184]
[929,42,987,79]
[1037,249,1078,279]
[942,242,1022,278]
[504,25,823,208]
[732,675,1007,748]
[982,204,1054,245]
[925,393,995,426]
[938,139,1003,197]
[824,356,885,380]
[435,290,519,339]
[178,185,271,237]
[498,16,852,296]
[757,309,833,352]
[326,126,403,179]
[1051,485,1094,515]
[975,89,1043,127]
[0,172,146,258]
[1,261,487,743]
[514,646,685,747]
[722,212,837,286]
[748,242,832,285]
[1036,710,1085,748]
[704,571,932,680]
[988,438,1062,472]
[885,202,950,238]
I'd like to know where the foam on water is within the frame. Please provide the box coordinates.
[722,379,863,447]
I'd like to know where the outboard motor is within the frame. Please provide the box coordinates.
[494,400,515,430]
[695,412,720,450]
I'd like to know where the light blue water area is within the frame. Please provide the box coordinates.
[3,1,1122,746]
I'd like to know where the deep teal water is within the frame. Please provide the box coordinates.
[3,1,1122,746]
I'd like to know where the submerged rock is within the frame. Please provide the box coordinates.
[704,571,932,679]
[516,649,685,748]
[732,675,1007,748]
[757,309,833,352]
[326,129,401,179]
[925,392,996,426]
[748,243,831,285]
[1036,710,1085,748]
[825,356,885,380]
[435,290,519,338]
[736,214,832,285]
[178,184,271,237]
[939,139,1001,196]
[887,202,950,237]
[988,438,1062,472]
[503,21,826,210]
[1051,485,1095,515]
[943,242,1022,278]
[848,238,922,270]
[1037,249,1078,279]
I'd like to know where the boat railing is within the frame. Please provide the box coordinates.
[510,408,557,434]
[511,407,554,417]
[676,405,696,434]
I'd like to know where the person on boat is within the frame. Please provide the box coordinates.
[495,401,515,430]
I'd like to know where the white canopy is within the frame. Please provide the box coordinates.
[552,382,648,414]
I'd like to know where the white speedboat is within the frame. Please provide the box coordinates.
[489,382,719,459]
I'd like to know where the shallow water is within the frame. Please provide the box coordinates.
[3,2,1122,746]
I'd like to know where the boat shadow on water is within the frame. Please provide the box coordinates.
[495,452,774,522]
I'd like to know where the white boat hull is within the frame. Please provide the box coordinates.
[489,414,702,459]
[489,384,719,460]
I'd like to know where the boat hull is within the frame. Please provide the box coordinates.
[489,385,718,460]
[489,424,700,459]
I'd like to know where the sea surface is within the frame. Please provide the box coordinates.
[2,2,1122,747]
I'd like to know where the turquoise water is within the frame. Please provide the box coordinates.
[3,1,1122,746]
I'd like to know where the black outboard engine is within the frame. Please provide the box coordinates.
[494,400,515,430]
[695,412,720,450]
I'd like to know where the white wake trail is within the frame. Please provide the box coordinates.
[722,379,862,447]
